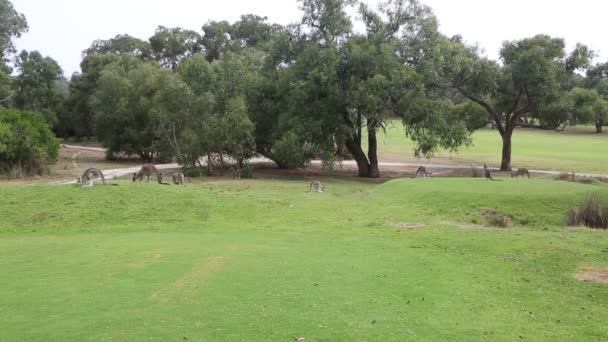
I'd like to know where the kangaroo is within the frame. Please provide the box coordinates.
[413,166,433,178]
[133,164,165,184]
[308,180,325,193]
[77,168,106,187]
[172,172,185,185]
[483,164,502,181]
[511,168,531,178]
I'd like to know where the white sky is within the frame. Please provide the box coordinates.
[10,0,608,76]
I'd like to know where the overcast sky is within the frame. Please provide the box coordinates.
[10,0,608,76]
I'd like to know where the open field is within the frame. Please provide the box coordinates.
[375,124,608,174]
[1,177,607,341]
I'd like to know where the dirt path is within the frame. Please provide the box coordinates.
[56,145,607,184]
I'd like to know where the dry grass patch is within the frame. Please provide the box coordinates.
[574,265,608,284]
[385,221,425,230]
[479,208,512,228]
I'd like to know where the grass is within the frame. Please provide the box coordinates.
[1,177,608,341]
[375,123,608,174]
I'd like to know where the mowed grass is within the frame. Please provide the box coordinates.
[375,123,608,174]
[1,178,608,341]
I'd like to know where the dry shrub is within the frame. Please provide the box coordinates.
[479,208,512,228]
[566,194,608,230]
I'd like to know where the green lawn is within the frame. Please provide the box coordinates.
[1,178,607,341]
[375,123,608,174]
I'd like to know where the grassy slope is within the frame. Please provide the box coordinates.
[1,178,607,341]
[375,124,608,174]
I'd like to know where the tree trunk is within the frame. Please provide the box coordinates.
[367,121,380,178]
[235,157,243,180]
[207,153,214,176]
[500,128,514,171]
[596,118,604,133]
[344,136,371,177]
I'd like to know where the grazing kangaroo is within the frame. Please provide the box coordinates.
[484,164,502,181]
[511,168,530,178]
[172,172,185,185]
[77,168,106,187]
[308,180,326,193]
[413,166,432,178]
[133,164,165,184]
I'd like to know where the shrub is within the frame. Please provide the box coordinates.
[566,194,608,229]
[0,108,59,177]
[240,162,253,179]
[271,132,314,169]
[183,167,204,178]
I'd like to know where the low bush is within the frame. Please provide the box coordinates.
[0,108,59,177]
[183,167,204,178]
[566,194,608,229]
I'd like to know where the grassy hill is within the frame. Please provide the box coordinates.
[0,178,607,341]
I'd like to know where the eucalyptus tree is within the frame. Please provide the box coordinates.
[13,50,64,127]
[149,26,202,69]
[90,55,163,160]
[0,0,28,105]
[439,35,592,170]
[585,62,608,132]
[290,0,439,178]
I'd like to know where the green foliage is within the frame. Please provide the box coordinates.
[150,26,202,69]
[271,131,314,169]
[0,0,28,60]
[182,167,204,178]
[13,50,64,128]
[90,55,162,160]
[85,34,151,59]
[63,54,119,138]
[0,108,58,177]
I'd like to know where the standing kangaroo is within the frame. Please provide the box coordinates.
[413,166,432,178]
[483,164,501,181]
[511,168,531,178]
[133,164,164,184]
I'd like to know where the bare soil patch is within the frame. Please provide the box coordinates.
[574,265,608,284]
[385,221,425,230]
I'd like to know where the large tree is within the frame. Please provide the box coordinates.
[0,0,28,105]
[440,35,592,170]
[13,50,64,127]
[290,0,439,178]
[90,55,163,160]
[0,0,27,60]
[585,62,608,133]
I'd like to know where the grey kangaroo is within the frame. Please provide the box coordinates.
[484,164,502,181]
[511,168,530,178]
[133,164,165,184]
[413,166,433,178]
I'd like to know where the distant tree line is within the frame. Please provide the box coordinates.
[1,0,608,177]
